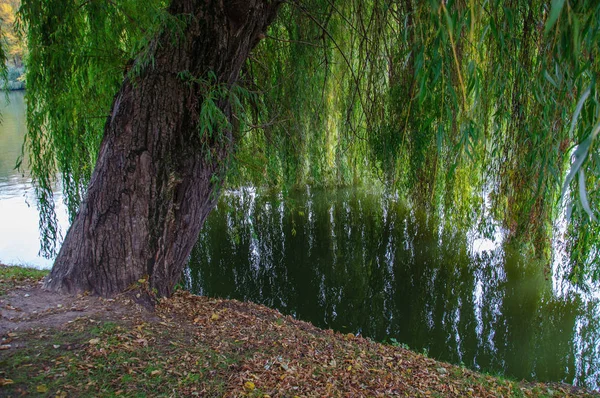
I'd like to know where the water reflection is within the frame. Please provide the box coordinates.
[0,92,68,267]
[187,187,600,390]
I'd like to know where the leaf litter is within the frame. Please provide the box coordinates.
[0,272,599,397]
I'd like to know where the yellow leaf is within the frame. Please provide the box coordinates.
[211,313,220,321]
[88,338,100,345]
[244,381,255,391]
[37,385,49,393]
[0,378,14,386]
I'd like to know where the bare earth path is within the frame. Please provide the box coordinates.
[1,282,150,334]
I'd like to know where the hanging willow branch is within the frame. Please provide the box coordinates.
[11,0,600,283]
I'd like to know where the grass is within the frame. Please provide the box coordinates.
[0,264,48,294]
[1,321,221,397]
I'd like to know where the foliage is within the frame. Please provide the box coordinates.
[10,1,600,282]
[17,0,167,255]
[0,0,23,65]
[0,0,24,90]
[241,0,600,284]
[0,1,11,87]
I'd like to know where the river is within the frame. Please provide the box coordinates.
[1,92,599,390]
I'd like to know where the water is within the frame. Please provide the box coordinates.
[1,93,599,390]
[0,92,68,267]
[187,188,600,390]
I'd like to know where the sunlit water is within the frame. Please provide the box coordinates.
[1,93,599,390]
[0,92,68,267]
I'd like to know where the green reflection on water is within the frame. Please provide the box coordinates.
[0,91,27,182]
[187,187,600,389]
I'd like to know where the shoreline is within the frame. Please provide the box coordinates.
[1,264,598,397]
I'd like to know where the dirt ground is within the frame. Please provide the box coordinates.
[0,278,152,336]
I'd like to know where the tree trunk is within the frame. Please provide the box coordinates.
[44,0,280,297]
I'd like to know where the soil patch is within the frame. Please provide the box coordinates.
[1,282,149,334]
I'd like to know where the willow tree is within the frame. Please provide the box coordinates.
[14,0,600,296]
[19,0,280,296]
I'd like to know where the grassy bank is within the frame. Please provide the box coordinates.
[0,265,598,397]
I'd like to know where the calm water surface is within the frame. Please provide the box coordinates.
[187,189,600,389]
[0,92,68,267]
[186,189,600,388]
[0,93,599,390]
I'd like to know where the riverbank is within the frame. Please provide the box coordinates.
[0,265,598,397]
[3,65,25,91]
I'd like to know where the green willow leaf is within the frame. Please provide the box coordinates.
[561,134,592,201]
[569,86,591,139]
[14,0,600,282]
[545,0,566,34]
[578,168,596,221]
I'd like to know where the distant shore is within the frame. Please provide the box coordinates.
[3,65,25,91]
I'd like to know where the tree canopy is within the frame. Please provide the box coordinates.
[9,0,600,285]
[0,0,24,65]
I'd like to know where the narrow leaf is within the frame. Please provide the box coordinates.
[578,169,596,221]
[569,86,591,139]
[561,134,592,200]
[566,200,574,222]
[544,71,557,88]
[545,0,565,34]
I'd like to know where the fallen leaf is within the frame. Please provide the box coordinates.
[88,338,100,345]
[211,313,220,321]
[37,384,48,393]
[150,370,162,376]
[0,345,11,350]
[0,378,14,386]
[244,381,255,391]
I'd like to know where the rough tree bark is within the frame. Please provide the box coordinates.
[44,0,281,297]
